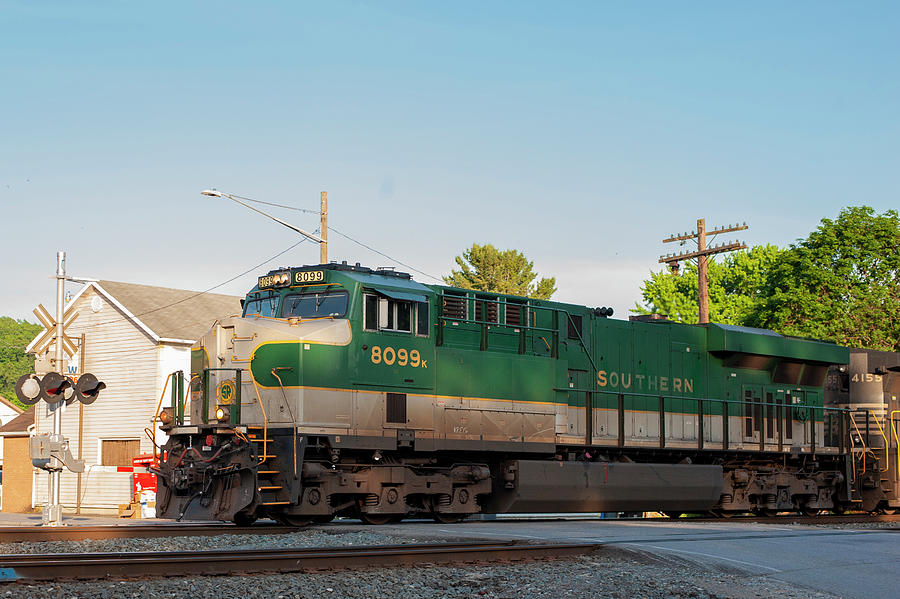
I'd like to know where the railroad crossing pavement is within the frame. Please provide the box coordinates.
[330,518,899,599]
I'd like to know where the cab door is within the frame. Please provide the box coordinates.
[741,384,763,448]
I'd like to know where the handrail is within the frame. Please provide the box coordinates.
[849,415,870,474]
[250,377,271,465]
[149,372,175,462]
[869,410,890,472]
[892,410,900,483]
[556,386,850,415]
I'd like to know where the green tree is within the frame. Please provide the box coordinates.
[748,207,900,351]
[0,317,42,410]
[445,243,557,299]
[632,244,783,324]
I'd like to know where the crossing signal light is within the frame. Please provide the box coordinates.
[40,372,73,405]
[74,373,105,405]
[14,373,43,406]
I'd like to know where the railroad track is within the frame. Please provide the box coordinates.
[0,513,895,544]
[0,541,599,583]
[0,523,303,544]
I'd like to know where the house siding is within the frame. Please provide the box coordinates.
[32,287,190,511]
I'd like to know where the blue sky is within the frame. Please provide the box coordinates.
[2,1,898,321]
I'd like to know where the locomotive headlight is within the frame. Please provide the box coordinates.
[215,405,231,422]
[159,407,174,425]
[280,273,290,284]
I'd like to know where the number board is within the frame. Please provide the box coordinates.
[293,270,326,284]
[258,270,326,290]
[258,272,290,290]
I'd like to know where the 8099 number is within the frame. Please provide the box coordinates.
[370,346,427,368]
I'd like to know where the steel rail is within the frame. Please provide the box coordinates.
[0,541,600,583]
[0,523,303,544]
[0,513,895,544]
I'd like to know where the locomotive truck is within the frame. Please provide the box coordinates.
[154,262,898,525]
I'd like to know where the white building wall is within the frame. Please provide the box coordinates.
[32,286,175,511]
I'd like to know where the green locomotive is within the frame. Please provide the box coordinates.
[156,262,853,524]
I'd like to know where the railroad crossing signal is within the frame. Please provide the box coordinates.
[14,371,105,407]
[30,303,80,359]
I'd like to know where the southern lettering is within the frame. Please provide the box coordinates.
[596,370,694,394]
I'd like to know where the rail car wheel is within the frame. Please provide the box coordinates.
[878,507,897,515]
[232,511,258,527]
[799,505,821,517]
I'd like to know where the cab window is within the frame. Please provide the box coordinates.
[243,291,279,317]
[281,290,349,318]
[363,293,428,335]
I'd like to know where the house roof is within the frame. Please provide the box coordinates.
[0,408,34,435]
[0,395,25,416]
[26,280,243,351]
[95,281,242,342]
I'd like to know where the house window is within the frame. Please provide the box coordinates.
[101,439,141,467]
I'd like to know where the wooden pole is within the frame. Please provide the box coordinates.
[320,192,328,265]
[659,219,748,325]
[697,218,709,324]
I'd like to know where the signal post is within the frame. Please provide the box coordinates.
[15,252,105,526]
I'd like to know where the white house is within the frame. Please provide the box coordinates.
[26,280,241,513]
[0,396,25,471]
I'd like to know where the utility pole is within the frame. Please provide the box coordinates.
[320,191,328,264]
[659,219,748,324]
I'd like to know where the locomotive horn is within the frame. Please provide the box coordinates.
[14,373,43,406]
[40,371,73,405]
[74,373,106,405]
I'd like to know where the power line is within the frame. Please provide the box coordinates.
[210,190,443,283]
[223,192,320,215]
[327,225,444,283]
[69,235,315,332]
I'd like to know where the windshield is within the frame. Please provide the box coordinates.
[243,291,279,317]
[281,290,349,319]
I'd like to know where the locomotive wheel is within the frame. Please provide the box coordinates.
[754,508,779,517]
[710,510,734,518]
[232,511,258,527]
[799,506,820,517]
[432,512,466,524]
[359,512,393,525]
[277,514,312,527]
[312,514,336,524]
[878,507,897,515]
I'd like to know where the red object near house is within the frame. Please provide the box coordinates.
[132,453,158,498]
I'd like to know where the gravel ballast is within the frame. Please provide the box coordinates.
[0,527,845,599]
